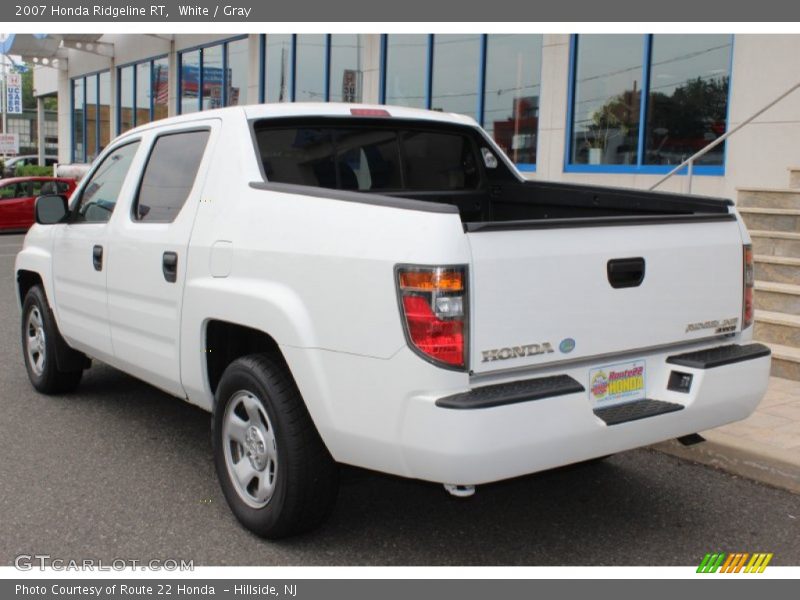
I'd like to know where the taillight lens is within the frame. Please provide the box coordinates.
[396,266,468,369]
[743,244,754,329]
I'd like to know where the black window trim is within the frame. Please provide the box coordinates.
[129,126,212,224]
[67,137,142,225]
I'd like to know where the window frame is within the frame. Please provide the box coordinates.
[116,54,169,134]
[70,69,111,163]
[564,33,734,176]
[177,35,249,115]
[130,127,212,224]
[379,34,543,172]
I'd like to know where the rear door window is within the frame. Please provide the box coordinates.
[255,122,480,192]
[133,129,210,223]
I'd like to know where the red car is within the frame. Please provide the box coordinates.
[0,177,77,232]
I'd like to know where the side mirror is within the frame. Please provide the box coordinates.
[35,195,69,225]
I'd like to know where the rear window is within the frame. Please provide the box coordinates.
[254,122,480,192]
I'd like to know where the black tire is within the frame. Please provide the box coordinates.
[21,286,83,394]
[212,353,339,539]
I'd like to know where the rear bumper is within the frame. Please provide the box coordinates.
[397,342,771,485]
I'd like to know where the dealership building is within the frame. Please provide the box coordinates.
[5,32,800,378]
[4,32,795,198]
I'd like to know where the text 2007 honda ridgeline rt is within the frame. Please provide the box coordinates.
[16,104,770,538]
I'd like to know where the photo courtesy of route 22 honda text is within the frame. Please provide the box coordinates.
[15,103,771,538]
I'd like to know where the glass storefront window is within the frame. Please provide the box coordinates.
[153,58,169,121]
[72,78,84,162]
[570,35,644,166]
[136,62,152,126]
[119,66,134,133]
[227,38,248,106]
[85,75,98,160]
[295,34,327,102]
[98,71,111,153]
[483,34,543,166]
[431,35,481,119]
[264,34,293,102]
[567,34,732,172]
[180,49,201,114]
[329,34,364,103]
[383,34,428,109]
[202,44,224,110]
[645,35,731,166]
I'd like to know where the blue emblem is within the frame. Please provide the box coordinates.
[559,338,576,354]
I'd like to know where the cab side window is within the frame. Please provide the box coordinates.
[72,141,140,224]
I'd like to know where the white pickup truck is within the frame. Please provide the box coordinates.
[16,104,771,538]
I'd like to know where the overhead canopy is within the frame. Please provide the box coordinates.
[0,34,107,68]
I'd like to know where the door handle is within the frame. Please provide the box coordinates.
[162,251,178,283]
[92,245,103,271]
[607,257,645,289]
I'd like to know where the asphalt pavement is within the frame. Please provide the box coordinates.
[0,232,798,566]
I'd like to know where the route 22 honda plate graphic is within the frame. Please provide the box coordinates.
[588,360,646,406]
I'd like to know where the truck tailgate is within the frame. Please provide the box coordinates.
[467,218,744,374]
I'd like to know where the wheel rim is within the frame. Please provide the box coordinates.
[26,306,46,377]
[222,390,278,509]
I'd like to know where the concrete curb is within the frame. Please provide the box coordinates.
[652,431,800,495]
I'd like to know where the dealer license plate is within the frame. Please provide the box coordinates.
[588,359,646,407]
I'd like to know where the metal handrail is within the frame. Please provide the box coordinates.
[649,80,800,193]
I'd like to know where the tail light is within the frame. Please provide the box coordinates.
[743,244,754,329]
[396,265,468,370]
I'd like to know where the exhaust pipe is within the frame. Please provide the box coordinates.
[444,484,476,498]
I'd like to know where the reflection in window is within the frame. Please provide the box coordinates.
[135,131,210,222]
[119,66,134,133]
[329,35,364,103]
[180,50,201,114]
[98,72,111,154]
[119,57,167,133]
[384,34,428,109]
[72,78,84,162]
[153,58,169,121]
[227,38,248,106]
[570,35,643,166]
[202,44,223,110]
[645,35,731,166]
[264,34,293,102]
[85,75,98,160]
[136,62,151,125]
[179,38,249,113]
[484,34,542,166]
[295,34,327,102]
[431,35,481,119]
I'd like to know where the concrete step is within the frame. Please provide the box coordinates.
[754,255,800,285]
[755,280,800,313]
[739,207,800,232]
[765,342,800,381]
[788,166,800,189]
[754,309,800,347]
[738,188,800,209]
[750,230,800,258]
